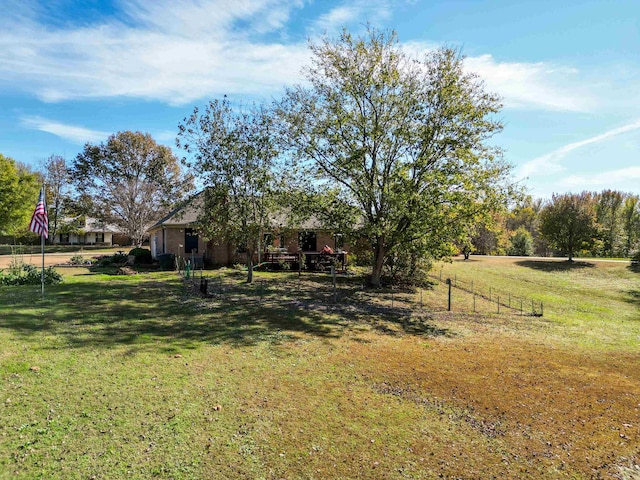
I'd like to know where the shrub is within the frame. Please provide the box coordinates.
[128,248,152,264]
[507,227,534,256]
[0,264,63,286]
[70,254,88,265]
[631,250,640,266]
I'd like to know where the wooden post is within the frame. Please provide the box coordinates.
[446,279,452,311]
[331,265,337,303]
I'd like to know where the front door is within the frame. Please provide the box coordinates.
[185,228,199,254]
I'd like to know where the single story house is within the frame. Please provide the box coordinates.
[51,217,122,246]
[147,195,349,268]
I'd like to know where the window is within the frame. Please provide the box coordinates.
[95,232,104,243]
[60,233,70,244]
[298,231,317,251]
[334,234,344,251]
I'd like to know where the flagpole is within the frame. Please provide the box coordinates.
[41,183,46,299]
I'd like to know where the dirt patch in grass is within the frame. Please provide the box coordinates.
[346,331,640,478]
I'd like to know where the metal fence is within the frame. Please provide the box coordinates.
[182,267,544,318]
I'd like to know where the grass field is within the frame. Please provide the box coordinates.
[0,258,638,479]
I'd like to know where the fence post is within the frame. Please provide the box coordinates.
[332,265,337,303]
[446,278,452,311]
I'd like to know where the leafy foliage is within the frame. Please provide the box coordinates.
[177,99,280,283]
[278,28,513,286]
[0,263,62,285]
[128,247,153,264]
[507,227,533,256]
[539,192,597,261]
[0,153,41,236]
[72,131,193,246]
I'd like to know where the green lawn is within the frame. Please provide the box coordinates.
[1,260,639,479]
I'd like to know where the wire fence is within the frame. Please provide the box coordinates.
[429,269,543,317]
[181,266,544,318]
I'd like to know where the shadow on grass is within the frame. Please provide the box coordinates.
[0,273,450,352]
[628,263,640,274]
[515,260,596,272]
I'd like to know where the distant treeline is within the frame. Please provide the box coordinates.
[470,190,639,260]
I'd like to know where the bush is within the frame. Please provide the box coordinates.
[631,250,640,265]
[0,264,63,286]
[128,248,152,264]
[507,227,534,256]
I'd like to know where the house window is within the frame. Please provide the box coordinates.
[60,233,70,244]
[334,234,344,251]
[95,232,104,243]
[185,228,198,254]
[299,231,317,252]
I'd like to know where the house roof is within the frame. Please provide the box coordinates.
[149,193,202,229]
[148,191,328,232]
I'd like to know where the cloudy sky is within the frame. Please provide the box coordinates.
[1,0,638,198]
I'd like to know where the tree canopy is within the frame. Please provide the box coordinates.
[278,28,513,285]
[0,154,41,237]
[73,131,192,246]
[177,99,280,283]
[539,192,597,262]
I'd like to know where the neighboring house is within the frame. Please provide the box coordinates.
[51,217,121,246]
[147,196,349,268]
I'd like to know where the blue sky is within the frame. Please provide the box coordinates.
[1,0,639,198]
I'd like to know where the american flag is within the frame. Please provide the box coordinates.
[29,187,48,238]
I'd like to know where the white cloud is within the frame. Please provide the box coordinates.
[311,1,392,34]
[518,119,640,179]
[0,0,610,116]
[465,55,593,112]
[21,116,110,144]
[0,0,310,105]
[561,166,640,188]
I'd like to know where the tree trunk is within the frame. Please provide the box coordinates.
[369,237,385,287]
[247,257,254,284]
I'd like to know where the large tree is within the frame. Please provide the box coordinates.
[278,28,513,286]
[0,154,41,237]
[73,131,192,246]
[539,192,597,262]
[594,189,625,257]
[621,194,640,256]
[177,99,279,283]
[43,154,70,242]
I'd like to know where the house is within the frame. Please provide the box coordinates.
[51,217,122,246]
[147,195,350,269]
